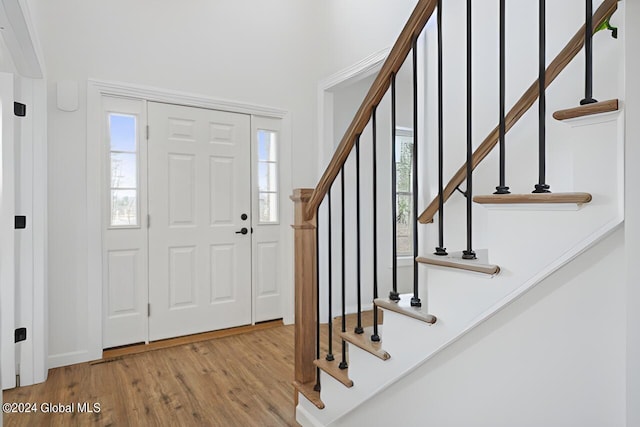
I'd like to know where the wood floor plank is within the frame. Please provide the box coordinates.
[101,319,284,360]
[3,325,300,427]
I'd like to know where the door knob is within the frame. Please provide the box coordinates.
[235,227,248,235]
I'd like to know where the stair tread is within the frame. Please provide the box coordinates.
[333,309,383,330]
[293,380,325,410]
[313,358,354,388]
[553,98,619,121]
[417,252,500,276]
[339,327,390,361]
[374,298,437,324]
[473,192,592,205]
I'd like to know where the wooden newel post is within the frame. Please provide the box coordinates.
[291,188,318,386]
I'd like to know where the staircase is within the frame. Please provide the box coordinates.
[293,0,623,425]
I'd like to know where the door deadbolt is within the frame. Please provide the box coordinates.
[241,213,248,220]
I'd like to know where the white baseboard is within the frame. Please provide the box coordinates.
[47,350,97,369]
[297,403,326,427]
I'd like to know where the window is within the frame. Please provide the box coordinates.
[109,113,139,226]
[257,129,279,223]
[395,130,414,256]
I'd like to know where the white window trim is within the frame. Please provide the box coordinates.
[107,112,141,229]
[256,128,281,225]
[395,127,415,258]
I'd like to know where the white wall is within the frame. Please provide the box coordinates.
[624,1,640,425]
[314,0,419,77]
[23,0,426,367]
[25,0,328,365]
[0,36,17,74]
[333,228,626,427]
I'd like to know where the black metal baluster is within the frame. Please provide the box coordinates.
[355,136,364,334]
[533,0,551,194]
[495,0,510,195]
[339,166,348,370]
[411,36,422,307]
[581,0,597,105]
[314,206,321,391]
[371,107,381,342]
[462,0,477,260]
[326,189,335,362]
[435,0,448,256]
[389,73,401,303]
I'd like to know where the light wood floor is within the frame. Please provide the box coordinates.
[3,324,299,427]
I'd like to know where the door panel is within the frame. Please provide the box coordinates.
[148,102,251,341]
[107,250,139,314]
[168,154,195,225]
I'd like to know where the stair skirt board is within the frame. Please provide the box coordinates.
[296,404,326,427]
[416,251,500,276]
[473,192,592,206]
[294,380,325,410]
[553,99,619,121]
[374,298,437,324]
[314,358,354,388]
[339,327,391,361]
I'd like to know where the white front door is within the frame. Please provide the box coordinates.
[147,102,252,341]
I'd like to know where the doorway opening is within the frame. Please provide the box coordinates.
[95,89,290,351]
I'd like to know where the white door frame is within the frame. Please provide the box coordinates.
[316,48,390,175]
[315,49,389,322]
[315,41,429,314]
[0,72,16,390]
[87,80,294,361]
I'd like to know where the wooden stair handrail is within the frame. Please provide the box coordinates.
[418,0,618,224]
[305,0,438,221]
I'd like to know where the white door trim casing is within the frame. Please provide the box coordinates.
[0,78,48,390]
[316,47,390,175]
[0,72,16,389]
[76,80,293,368]
[13,77,48,387]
